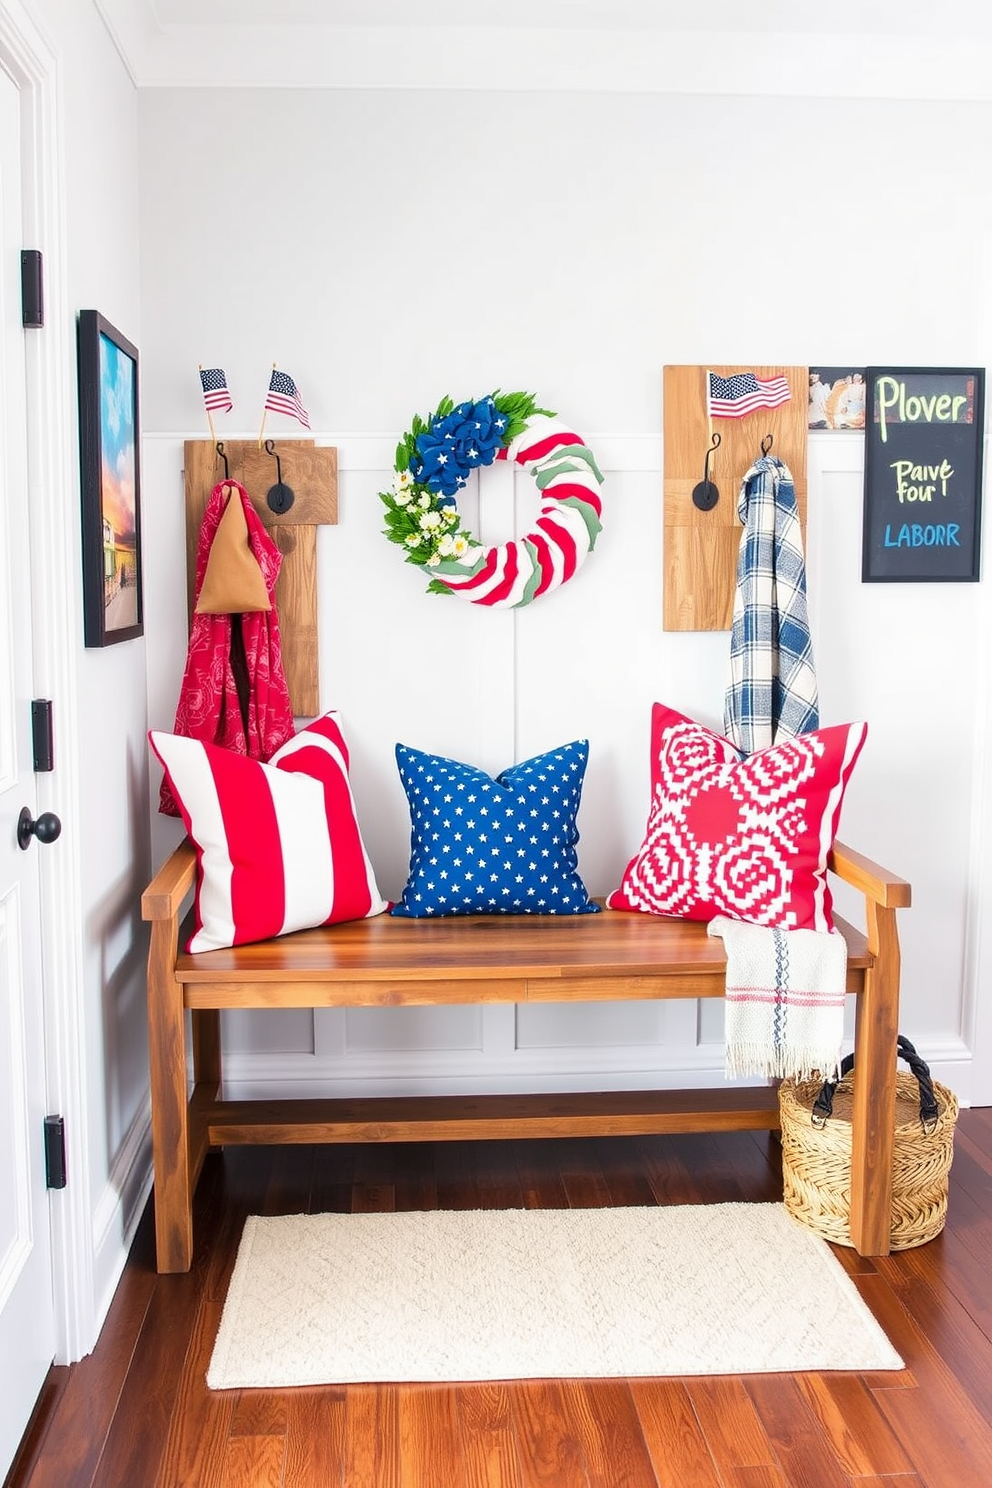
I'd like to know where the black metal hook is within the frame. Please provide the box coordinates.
[691,432,721,511]
[761,433,774,456]
[264,438,295,514]
[216,442,229,480]
[264,439,283,484]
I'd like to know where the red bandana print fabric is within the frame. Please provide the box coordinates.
[607,703,867,933]
[158,479,295,817]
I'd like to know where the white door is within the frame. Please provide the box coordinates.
[0,63,57,1480]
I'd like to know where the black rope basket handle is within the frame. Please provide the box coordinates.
[810,1034,940,1135]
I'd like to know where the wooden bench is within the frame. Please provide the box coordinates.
[142,838,911,1273]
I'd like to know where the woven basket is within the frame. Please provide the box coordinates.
[779,1035,959,1251]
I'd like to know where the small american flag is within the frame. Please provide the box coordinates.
[200,367,233,413]
[707,371,791,420]
[265,369,310,430]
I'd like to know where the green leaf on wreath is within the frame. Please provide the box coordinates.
[492,390,557,447]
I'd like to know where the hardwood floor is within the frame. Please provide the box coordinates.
[8,1110,992,1488]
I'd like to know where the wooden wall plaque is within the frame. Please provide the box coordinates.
[663,365,808,631]
[183,439,337,716]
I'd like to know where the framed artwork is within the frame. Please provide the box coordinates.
[808,366,867,431]
[77,309,143,645]
[862,366,984,583]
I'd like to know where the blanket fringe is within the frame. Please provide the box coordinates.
[725,1043,842,1083]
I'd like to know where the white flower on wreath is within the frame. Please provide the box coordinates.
[405,533,421,547]
[438,533,471,560]
[392,469,414,503]
[419,510,442,531]
[442,508,458,525]
[425,552,441,567]
[418,492,432,510]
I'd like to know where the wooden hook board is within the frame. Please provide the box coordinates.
[663,365,808,631]
[183,439,338,716]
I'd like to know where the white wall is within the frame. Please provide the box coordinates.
[27,0,151,1334]
[137,85,992,1104]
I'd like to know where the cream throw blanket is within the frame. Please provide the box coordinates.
[708,916,847,1080]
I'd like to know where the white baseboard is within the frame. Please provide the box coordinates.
[88,1102,153,1355]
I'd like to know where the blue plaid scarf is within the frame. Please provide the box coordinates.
[724,456,819,754]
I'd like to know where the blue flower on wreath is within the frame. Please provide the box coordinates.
[409,396,510,498]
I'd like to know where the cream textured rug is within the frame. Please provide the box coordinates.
[206,1202,902,1389]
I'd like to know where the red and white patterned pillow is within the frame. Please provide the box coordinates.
[150,711,388,952]
[607,703,867,933]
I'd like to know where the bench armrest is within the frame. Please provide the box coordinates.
[142,838,196,922]
[829,840,912,910]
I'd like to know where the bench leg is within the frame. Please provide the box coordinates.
[192,1007,222,1087]
[147,918,194,1273]
[848,901,900,1256]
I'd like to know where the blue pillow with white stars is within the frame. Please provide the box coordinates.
[391,739,600,918]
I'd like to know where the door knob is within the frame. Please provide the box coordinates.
[17,806,62,851]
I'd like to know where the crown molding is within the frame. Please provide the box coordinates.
[92,2,992,98]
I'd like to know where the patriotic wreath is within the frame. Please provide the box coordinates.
[379,390,603,608]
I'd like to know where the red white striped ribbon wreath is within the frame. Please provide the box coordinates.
[380,401,604,609]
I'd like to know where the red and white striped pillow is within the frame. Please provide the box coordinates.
[150,712,387,952]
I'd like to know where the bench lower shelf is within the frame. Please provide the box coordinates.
[195,1085,782,1148]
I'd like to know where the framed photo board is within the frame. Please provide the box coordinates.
[77,309,143,645]
[862,366,984,583]
[808,366,866,431]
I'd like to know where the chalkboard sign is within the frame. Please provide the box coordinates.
[862,367,984,582]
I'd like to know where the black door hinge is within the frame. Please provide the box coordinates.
[21,250,44,328]
[44,1115,66,1189]
[32,699,54,772]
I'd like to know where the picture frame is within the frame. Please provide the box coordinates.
[77,309,143,645]
[808,366,867,432]
[862,366,984,584]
